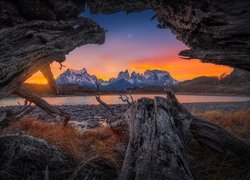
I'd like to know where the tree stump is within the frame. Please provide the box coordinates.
[119,97,194,180]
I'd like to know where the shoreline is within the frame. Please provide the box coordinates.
[1,101,249,130]
[5,92,250,98]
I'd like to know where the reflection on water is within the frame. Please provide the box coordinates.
[1,94,250,106]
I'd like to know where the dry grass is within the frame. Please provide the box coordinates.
[190,109,250,179]
[187,139,250,180]
[2,109,249,179]
[3,118,125,166]
[194,109,250,143]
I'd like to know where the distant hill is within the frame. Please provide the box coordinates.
[174,69,250,95]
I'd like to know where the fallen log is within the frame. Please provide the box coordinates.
[14,86,70,124]
[164,88,250,155]
[191,117,250,155]
[119,97,194,180]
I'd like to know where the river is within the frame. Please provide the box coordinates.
[1,94,250,106]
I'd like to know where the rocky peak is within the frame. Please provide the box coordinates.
[144,70,171,81]
[118,69,130,80]
[131,71,144,81]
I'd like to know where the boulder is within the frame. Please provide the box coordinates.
[0,135,73,180]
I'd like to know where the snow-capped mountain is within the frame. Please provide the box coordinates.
[103,69,178,90]
[56,68,178,91]
[56,68,97,89]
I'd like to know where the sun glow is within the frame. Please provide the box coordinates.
[25,58,233,85]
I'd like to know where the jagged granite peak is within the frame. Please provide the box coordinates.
[57,68,178,90]
[118,69,130,80]
[131,71,144,82]
[56,68,97,88]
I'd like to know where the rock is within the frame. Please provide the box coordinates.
[0,135,73,180]
[69,157,118,180]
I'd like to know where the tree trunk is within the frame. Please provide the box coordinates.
[119,97,194,180]
[118,93,249,179]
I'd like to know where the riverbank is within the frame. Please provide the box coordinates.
[1,101,249,179]
[1,101,249,131]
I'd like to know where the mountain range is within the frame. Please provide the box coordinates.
[24,68,250,96]
[56,68,178,91]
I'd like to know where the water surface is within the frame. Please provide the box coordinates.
[1,94,250,106]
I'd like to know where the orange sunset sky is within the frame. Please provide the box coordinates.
[26,11,232,84]
[26,58,232,84]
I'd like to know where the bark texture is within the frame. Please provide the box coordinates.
[87,0,250,71]
[191,117,250,155]
[0,0,105,100]
[117,93,249,179]
[0,135,72,180]
[119,97,194,180]
[14,86,70,124]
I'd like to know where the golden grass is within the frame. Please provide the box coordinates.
[194,109,250,143]
[2,109,249,179]
[190,109,250,179]
[4,118,124,166]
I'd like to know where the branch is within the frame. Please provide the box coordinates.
[14,86,70,125]
[15,100,35,119]
[94,78,116,118]
[58,62,66,70]
[40,63,59,94]
[117,90,134,106]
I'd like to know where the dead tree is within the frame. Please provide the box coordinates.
[94,78,116,118]
[119,97,194,180]
[118,90,134,107]
[116,86,249,179]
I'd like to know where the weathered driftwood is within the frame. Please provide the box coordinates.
[40,63,59,94]
[191,117,250,155]
[14,86,70,124]
[115,89,249,179]
[119,97,194,180]
[95,79,116,118]
[0,1,105,121]
[0,18,105,99]
[164,88,250,155]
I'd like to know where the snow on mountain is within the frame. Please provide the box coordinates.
[56,68,97,89]
[56,68,178,91]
